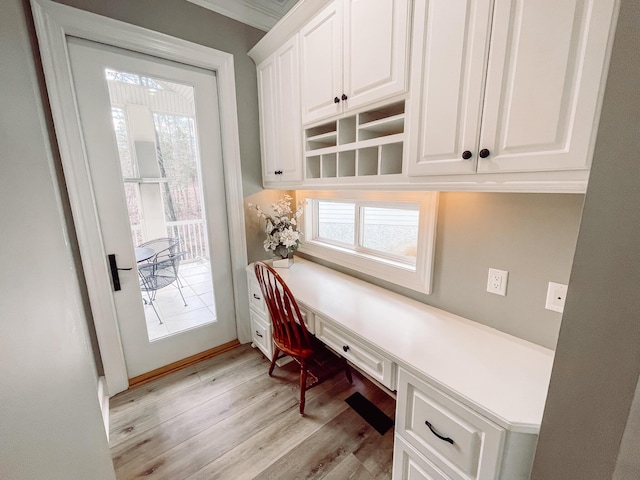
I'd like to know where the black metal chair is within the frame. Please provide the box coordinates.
[137,237,187,324]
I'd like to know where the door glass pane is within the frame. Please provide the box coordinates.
[317,201,356,245]
[107,68,216,341]
[361,206,419,262]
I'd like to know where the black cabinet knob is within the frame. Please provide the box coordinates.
[334,96,340,104]
[342,345,349,353]
[479,149,490,158]
[341,93,348,101]
[462,150,472,160]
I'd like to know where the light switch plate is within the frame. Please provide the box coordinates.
[546,282,568,313]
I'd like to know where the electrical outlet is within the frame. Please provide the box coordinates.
[545,282,568,313]
[487,268,508,296]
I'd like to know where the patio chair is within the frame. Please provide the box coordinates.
[138,237,188,323]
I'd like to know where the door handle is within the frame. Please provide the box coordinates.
[108,253,132,291]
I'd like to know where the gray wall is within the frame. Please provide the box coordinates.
[0,0,115,478]
[299,192,583,349]
[532,0,640,477]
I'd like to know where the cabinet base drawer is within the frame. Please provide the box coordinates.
[396,369,505,480]
[393,435,451,480]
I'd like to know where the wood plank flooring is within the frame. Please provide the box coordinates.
[109,344,395,479]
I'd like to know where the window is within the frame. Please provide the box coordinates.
[298,191,438,294]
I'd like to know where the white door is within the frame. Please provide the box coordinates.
[406,0,494,176]
[478,0,615,173]
[300,0,343,124]
[67,38,237,379]
[343,0,411,111]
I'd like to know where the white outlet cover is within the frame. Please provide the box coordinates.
[546,282,568,313]
[487,268,508,296]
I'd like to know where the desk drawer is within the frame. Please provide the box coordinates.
[247,276,267,315]
[250,310,272,360]
[396,369,504,480]
[315,315,395,390]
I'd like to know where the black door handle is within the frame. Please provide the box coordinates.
[108,253,132,292]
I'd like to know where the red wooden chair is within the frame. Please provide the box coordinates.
[254,261,352,415]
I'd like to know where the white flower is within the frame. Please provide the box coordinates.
[279,227,300,248]
[249,195,306,258]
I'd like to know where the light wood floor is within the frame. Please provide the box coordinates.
[109,344,395,479]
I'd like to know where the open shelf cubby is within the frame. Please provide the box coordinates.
[304,100,405,180]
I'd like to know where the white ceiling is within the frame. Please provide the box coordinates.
[186,0,299,31]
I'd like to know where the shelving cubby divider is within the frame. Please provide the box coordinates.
[304,100,406,180]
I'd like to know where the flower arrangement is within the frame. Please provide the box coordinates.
[248,194,305,259]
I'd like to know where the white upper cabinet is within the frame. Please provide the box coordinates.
[301,0,411,125]
[256,35,303,184]
[408,0,618,178]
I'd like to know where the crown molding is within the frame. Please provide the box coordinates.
[187,0,298,31]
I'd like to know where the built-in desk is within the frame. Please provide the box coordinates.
[246,257,554,479]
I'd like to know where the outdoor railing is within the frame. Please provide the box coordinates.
[166,220,208,262]
[131,219,209,262]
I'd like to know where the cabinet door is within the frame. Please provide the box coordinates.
[258,37,303,184]
[344,0,411,112]
[477,0,617,173]
[300,1,343,124]
[257,54,279,182]
[274,36,303,183]
[407,0,494,176]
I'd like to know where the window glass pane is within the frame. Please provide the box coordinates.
[317,201,355,245]
[111,107,136,177]
[152,113,202,222]
[361,206,419,259]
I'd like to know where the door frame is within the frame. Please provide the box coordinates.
[31,0,250,396]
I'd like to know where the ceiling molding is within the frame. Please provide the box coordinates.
[187,0,298,31]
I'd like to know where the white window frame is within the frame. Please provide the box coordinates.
[297,190,439,294]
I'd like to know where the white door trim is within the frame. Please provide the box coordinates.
[31,0,249,396]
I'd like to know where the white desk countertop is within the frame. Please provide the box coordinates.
[262,257,554,434]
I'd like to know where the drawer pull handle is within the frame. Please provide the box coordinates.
[253,294,261,300]
[255,330,263,338]
[342,345,350,353]
[425,421,454,445]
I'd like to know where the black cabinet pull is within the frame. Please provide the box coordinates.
[341,93,348,101]
[253,293,261,300]
[274,170,283,175]
[255,330,263,338]
[425,420,454,445]
[342,345,350,353]
[462,150,472,160]
[334,96,340,104]
[479,148,490,158]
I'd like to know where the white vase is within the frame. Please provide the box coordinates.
[273,256,294,268]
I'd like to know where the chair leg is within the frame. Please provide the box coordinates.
[148,299,163,325]
[268,347,280,377]
[176,282,188,307]
[299,360,308,415]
